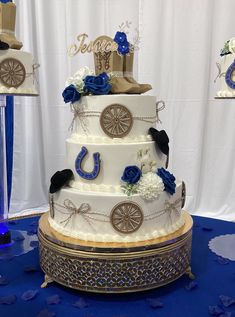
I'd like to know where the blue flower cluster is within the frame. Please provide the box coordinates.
[114,31,130,55]
[62,72,112,104]
[157,168,176,195]
[121,165,142,184]
[62,84,81,103]
[83,72,111,95]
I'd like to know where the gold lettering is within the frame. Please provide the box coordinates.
[76,33,88,53]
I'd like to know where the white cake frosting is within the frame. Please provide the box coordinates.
[49,93,185,243]
[49,182,184,243]
[0,49,38,95]
[71,95,157,138]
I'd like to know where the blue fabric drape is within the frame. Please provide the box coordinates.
[5,96,14,207]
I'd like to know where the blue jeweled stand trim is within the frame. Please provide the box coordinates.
[225,59,235,89]
[75,146,100,180]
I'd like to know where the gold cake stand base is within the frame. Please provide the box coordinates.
[38,212,193,293]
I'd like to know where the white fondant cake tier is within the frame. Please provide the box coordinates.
[0,49,38,95]
[66,137,167,187]
[48,182,184,243]
[71,95,157,139]
[216,54,235,97]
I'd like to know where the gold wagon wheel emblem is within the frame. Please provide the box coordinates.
[0,58,26,88]
[111,201,143,234]
[100,104,133,138]
[181,181,186,208]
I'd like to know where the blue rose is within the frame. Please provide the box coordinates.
[83,72,111,95]
[121,166,142,184]
[117,41,130,55]
[114,31,128,44]
[114,31,130,55]
[157,168,176,195]
[62,84,81,103]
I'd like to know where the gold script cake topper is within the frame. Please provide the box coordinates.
[68,21,140,57]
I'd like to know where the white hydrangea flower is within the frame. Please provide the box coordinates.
[137,172,164,201]
[65,66,94,92]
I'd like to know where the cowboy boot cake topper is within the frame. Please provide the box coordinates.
[67,22,152,94]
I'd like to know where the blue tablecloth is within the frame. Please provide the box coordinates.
[0,215,235,317]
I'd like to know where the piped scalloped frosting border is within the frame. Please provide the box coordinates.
[48,213,185,243]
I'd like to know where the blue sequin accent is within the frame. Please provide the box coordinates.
[225,59,235,89]
[75,146,100,180]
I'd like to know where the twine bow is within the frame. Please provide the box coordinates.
[214,62,225,83]
[156,100,165,123]
[60,199,91,226]
[26,63,40,84]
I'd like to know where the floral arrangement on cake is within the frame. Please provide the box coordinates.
[62,67,112,103]
[121,165,176,200]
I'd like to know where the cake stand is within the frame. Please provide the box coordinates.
[38,211,194,293]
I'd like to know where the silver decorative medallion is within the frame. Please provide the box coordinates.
[0,58,26,88]
[182,181,186,208]
[100,104,133,138]
[110,201,143,234]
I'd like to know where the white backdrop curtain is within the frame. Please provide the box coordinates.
[8,0,235,221]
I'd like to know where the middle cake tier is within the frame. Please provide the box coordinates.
[67,137,167,190]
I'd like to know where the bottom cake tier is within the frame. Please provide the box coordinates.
[38,212,193,293]
[48,181,185,243]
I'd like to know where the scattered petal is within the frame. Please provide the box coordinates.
[185,280,198,291]
[46,294,61,305]
[202,226,213,231]
[219,295,235,308]
[146,298,164,308]
[36,309,56,317]
[0,294,17,305]
[29,220,39,227]
[30,240,39,248]
[8,221,17,225]
[27,228,38,236]
[215,257,230,265]
[209,305,225,316]
[220,313,233,317]
[21,289,38,301]
[72,297,89,309]
[12,232,25,242]
[24,265,38,273]
[0,275,9,285]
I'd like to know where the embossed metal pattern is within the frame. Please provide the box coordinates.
[110,201,144,234]
[38,229,192,293]
[182,182,186,208]
[100,104,133,138]
[0,58,26,88]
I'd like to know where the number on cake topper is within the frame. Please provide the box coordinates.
[100,104,133,138]
[110,201,143,234]
[75,146,101,180]
[0,58,26,88]
[225,59,235,89]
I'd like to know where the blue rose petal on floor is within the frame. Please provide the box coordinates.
[215,256,230,265]
[146,298,164,308]
[29,220,39,227]
[12,232,25,242]
[8,220,18,225]
[185,280,198,291]
[0,294,17,305]
[21,289,39,301]
[0,275,9,285]
[30,240,39,248]
[27,227,38,235]
[46,294,61,305]
[219,295,235,307]
[36,309,56,317]
[24,265,39,273]
[202,226,213,231]
[72,297,89,309]
[208,305,225,316]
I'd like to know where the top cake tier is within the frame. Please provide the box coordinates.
[71,95,158,141]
